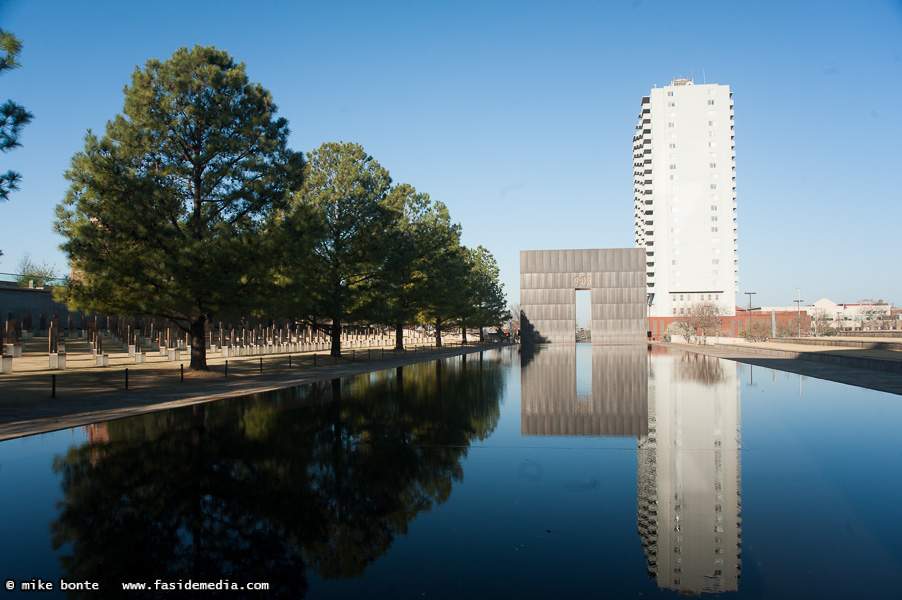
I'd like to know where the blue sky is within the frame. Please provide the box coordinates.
[2,0,900,309]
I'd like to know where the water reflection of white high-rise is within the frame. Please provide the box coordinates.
[520,345,741,595]
[638,349,741,594]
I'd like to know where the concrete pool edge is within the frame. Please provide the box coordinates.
[660,341,902,396]
[0,343,516,441]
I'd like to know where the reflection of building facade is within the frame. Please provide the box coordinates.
[638,349,741,594]
[521,344,647,436]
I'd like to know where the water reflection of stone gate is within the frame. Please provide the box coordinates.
[520,249,646,343]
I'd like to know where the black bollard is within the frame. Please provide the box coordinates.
[51,374,56,399]
[225,360,228,378]
[180,363,184,383]
[125,368,129,390]
[260,357,263,373]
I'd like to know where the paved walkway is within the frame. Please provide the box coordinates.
[660,340,902,396]
[0,339,512,441]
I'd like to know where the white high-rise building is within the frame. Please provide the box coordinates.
[633,79,738,318]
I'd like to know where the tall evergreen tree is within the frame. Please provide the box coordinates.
[371,183,460,350]
[55,46,302,370]
[1,29,35,260]
[0,29,33,204]
[460,245,509,342]
[418,243,471,347]
[286,142,391,357]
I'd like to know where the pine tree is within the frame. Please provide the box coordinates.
[55,46,302,370]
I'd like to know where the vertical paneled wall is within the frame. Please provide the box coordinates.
[520,248,646,343]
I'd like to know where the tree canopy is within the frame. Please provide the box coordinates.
[373,183,460,350]
[0,29,33,204]
[1,29,35,260]
[55,45,303,369]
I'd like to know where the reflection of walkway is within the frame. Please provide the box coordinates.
[638,351,741,595]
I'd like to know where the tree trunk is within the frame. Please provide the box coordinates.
[330,319,342,358]
[462,327,468,345]
[434,319,442,348]
[189,315,208,371]
[395,322,404,351]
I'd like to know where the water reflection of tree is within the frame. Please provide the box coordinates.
[675,352,724,384]
[51,356,504,597]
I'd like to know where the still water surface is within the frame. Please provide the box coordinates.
[0,345,900,598]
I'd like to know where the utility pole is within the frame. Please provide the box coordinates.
[793,287,803,337]
[744,291,756,337]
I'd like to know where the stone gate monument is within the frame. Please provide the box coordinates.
[520,248,646,343]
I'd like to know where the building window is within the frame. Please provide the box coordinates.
[711,226,718,232]
[713,259,720,264]
[670,164,677,169]
[708,294,713,300]
[709,131,717,137]
[710,184,717,189]
[709,120,716,126]
[708,99,715,105]
[709,141,718,147]
[711,205,718,210]
[711,216,718,221]
[679,295,683,301]
[710,163,717,168]
[668,122,675,128]
[667,91,674,96]
[673,308,677,315]
[669,143,676,148]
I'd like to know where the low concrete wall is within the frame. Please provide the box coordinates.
[712,343,902,374]
[838,330,902,339]
[777,337,902,351]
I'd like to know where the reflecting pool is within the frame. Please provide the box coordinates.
[1,345,900,598]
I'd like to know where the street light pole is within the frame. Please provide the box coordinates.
[745,292,756,313]
[744,291,756,337]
